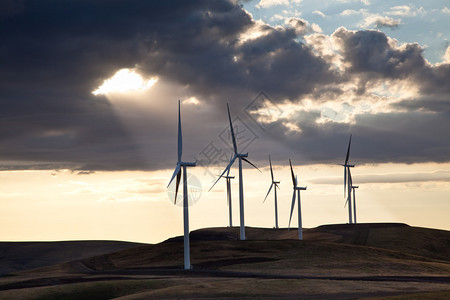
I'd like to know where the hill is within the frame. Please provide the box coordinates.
[0,240,144,275]
[0,223,449,299]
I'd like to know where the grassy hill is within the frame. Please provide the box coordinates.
[0,223,449,299]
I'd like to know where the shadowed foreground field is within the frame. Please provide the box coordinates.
[0,223,449,299]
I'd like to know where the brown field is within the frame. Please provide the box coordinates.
[0,223,449,299]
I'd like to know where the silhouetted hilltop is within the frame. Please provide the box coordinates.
[1,223,449,300]
[62,223,449,275]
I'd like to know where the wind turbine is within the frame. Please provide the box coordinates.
[288,159,307,240]
[352,185,359,224]
[223,166,235,227]
[210,103,260,240]
[341,135,354,224]
[263,155,280,229]
[167,100,196,270]
[349,169,359,224]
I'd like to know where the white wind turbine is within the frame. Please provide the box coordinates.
[167,100,196,270]
[210,103,260,240]
[288,159,307,240]
[223,166,235,227]
[349,168,359,224]
[341,135,354,224]
[263,155,280,229]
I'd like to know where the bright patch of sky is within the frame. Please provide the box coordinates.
[244,0,450,64]
[93,68,158,95]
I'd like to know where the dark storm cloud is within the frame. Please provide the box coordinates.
[333,28,424,79]
[0,0,250,170]
[1,0,449,171]
[332,27,450,95]
[248,28,450,165]
[0,0,338,171]
[237,28,338,99]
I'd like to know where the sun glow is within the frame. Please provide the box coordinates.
[92,69,158,95]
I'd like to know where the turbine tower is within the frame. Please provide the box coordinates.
[349,169,359,224]
[288,159,307,240]
[341,135,354,224]
[210,103,260,240]
[352,185,359,224]
[223,166,235,227]
[167,100,196,270]
[263,155,280,229]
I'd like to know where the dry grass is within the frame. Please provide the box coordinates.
[1,223,449,299]
[1,277,448,300]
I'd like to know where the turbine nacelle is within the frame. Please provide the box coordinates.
[340,163,355,168]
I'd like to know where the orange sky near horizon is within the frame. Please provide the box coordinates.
[1,162,449,244]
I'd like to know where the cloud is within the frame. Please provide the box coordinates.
[1,0,450,172]
[444,47,450,63]
[361,14,401,29]
[385,5,423,17]
[339,9,401,29]
[370,16,401,29]
[256,0,302,9]
[337,0,369,4]
[284,17,322,35]
[312,10,326,18]
[0,0,25,19]
[340,9,366,16]
[332,28,423,79]
[310,170,450,185]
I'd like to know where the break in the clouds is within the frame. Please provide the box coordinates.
[1,0,449,171]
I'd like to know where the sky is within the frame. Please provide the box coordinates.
[0,0,449,243]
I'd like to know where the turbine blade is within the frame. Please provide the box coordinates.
[288,190,296,230]
[227,103,238,155]
[174,169,181,205]
[345,134,352,165]
[167,163,181,188]
[177,100,182,163]
[269,155,274,181]
[289,159,296,187]
[209,156,237,192]
[263,183,273,203]
[242,157,260,172]
[226,153,233,177]
[348,168,353,187]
